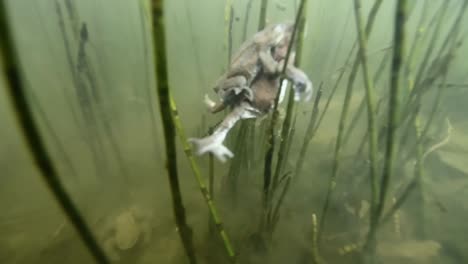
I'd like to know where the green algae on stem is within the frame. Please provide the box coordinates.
[168,95,236,261]
[150,1,197,263]
[0,3,109,263]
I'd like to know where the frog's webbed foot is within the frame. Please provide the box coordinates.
[189,102,252,162]
[189,135,234,162]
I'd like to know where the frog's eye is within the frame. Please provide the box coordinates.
[270,46,276,54]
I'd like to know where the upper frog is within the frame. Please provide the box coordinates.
[208,23,295,113]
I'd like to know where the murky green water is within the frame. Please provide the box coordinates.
[1,0,467,263]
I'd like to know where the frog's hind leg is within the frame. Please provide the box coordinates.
[189,102,253,162]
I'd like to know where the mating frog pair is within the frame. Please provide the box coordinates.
[190,22,313,162]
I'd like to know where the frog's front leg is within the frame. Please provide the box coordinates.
[209,76,254,113]
[189,102,255,162]
[283,64,313,101]
[259,48,281,74]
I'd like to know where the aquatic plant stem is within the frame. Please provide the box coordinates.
[262,0,305,230]
[271,0,308,193]
[258,0,268,31]
[225,0,234,67]
[242,0,254,41]
[344,1,390,260]
[353,0,379,256]
[168,95,236,260]
[150,1,197,263]
[367,0,407,256]
[317,0,383,241]
[311,213,324,264]
[295,84,322,179]
[0,3,109,263]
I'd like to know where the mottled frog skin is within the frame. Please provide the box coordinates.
[209,23,295,112]
[190,22,313,162]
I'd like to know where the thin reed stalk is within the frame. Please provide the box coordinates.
[419,1,467,141]
[317,0,383,241]
[225,0,234,67]
[271,0,308,193]
[381,112,423,229]
[342,49,391,147]
[402,1,449,114]
[150,1,197,263]
[270,176,292,232]
[183,0,206,89]
[258,0,268,31]
[168,96,236,261]
[366,0,408,257]
[295,84,323,179]
[0,3,109,263]
[28,87,80,184]
[242,0,254,41]
[262,0,305,229]
[352,0,379,257]
[311,213,324,264]
[138,1,163,163]
[313,0,382,135]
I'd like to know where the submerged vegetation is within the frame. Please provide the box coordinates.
[1,0,468,263]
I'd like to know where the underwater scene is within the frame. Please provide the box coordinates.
[0,0,467,263]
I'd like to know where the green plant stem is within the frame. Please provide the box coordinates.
[311,213,324,264]
[352,0,379,256]
[317,0,383,242]
[271,0,308,193]
[0,3,109,263]
[258,0,268,30]
[169,96,236,261]
[262,0,305,228]
[295,84,323,178]
[402,1,448,116]
[150,1,197,263]
[342,48,391,147]
[225,0,234,67]
[270,176,292,232]
[242,0,254,41]
[371,0,407,252]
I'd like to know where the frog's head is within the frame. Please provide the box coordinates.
[270,22,294,45]
[254,22,294,47]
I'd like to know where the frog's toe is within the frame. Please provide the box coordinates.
[188,136,234,162]
[212,144,234,162]
[204,94,217,108]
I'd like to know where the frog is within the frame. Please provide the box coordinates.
[189,30,313,162]
[207,22,312,114]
